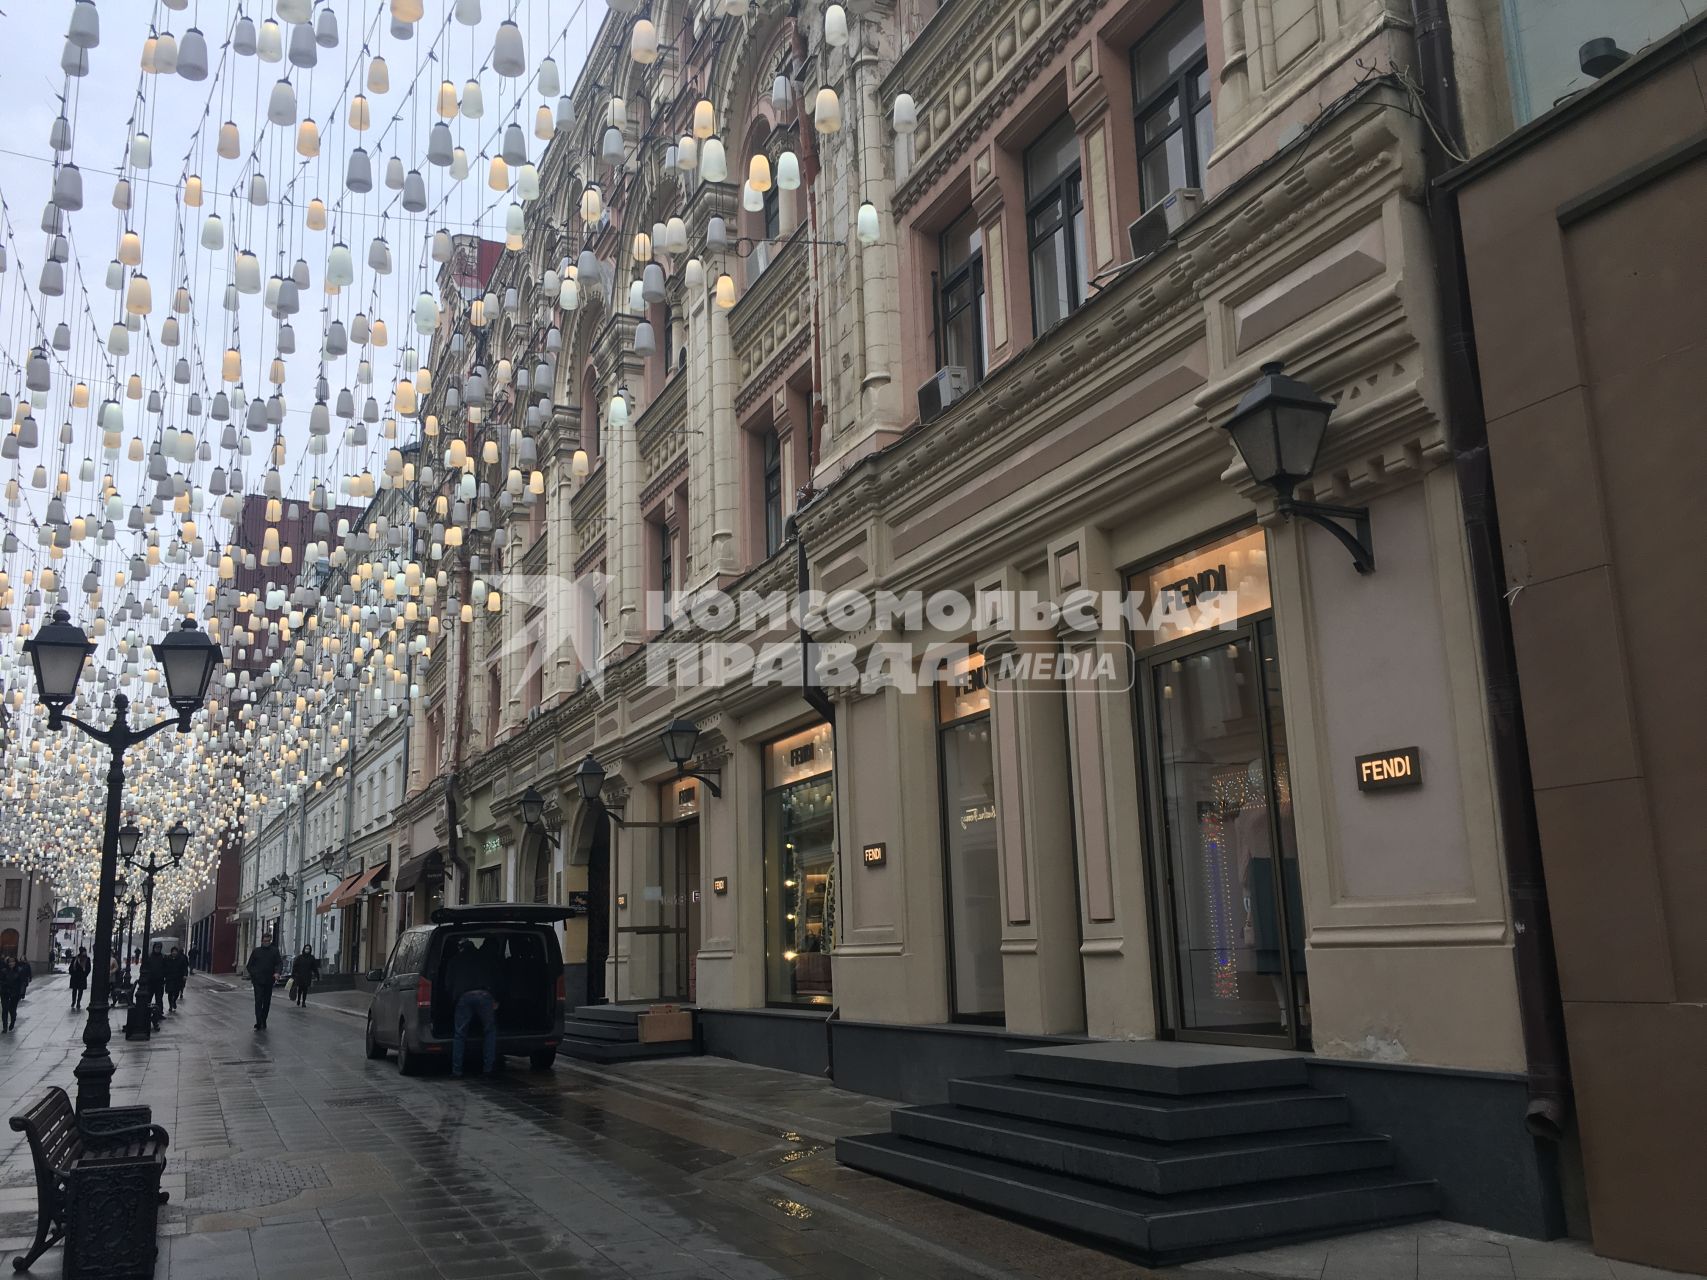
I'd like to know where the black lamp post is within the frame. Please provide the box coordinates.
[23,610,222,1112]
[659,718,723,797]
[122,822,190,1040]
[1221,362,1375,574]
[573,754,628,827]
[519,785,560,851]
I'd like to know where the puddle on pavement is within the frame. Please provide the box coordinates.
[767,1195,815,1221]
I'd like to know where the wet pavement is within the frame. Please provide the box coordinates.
[2,975,1684,1280]
[0,974,1151,1279]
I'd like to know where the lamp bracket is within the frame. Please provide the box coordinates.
[1279,497,1375,574]
[676,764,722,799]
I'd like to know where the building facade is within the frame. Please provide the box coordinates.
[1448,8,1707,1271]
[352,0,1707,1251]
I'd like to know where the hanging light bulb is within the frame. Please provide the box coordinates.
[580,184,603,222]
[368,55,390,93]
[118,229,143,266]
[677,135,698,171]
[538,57,561,96]
[608,386,629,429]
[200,212,224,249]
[296,117,320,157]
[130,132,152,169]
[183,173,204,206]
[700,136,728,183]
[179,27,209,80]
[436,80,458,117]
[824,3,850,46]
[665,217,689,255]
[602,125,625,165]
[487,154,510,191]
[857,200,881,246]
[218,120,241,159]
[268,78,297,126]
[693,99,715,140]
[124,274,152,316]
[749,152,773,192]
[68,0,100,50]
[462,79,485,118]
[815,87,843,132]
[776,150,802,191]
[257,18,282,61]
[684,258,705,291]
[893,92,918,134]
[630,19,659,64]
[535,105,555,141]
[390,0,424,22]
[715,274,737,308]
[306,197,327,231]
[349,95,371,131]
[492,20,526,77]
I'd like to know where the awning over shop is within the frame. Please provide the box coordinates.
[394,849,444,893]
[315,873,362,915]
[331,863,388,909]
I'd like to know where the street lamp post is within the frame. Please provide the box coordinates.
[22,610,222,1113]
[122,822,190,1040]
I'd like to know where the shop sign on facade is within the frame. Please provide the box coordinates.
[1355,747,1421,792]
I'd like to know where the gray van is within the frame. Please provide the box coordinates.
[364,903,576,1074]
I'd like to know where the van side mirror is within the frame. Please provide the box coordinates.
[366,968,385,983]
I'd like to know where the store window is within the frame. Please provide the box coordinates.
[938,209,987,382]
[1128,526,1308,1047]
[3,879,19,910]
[937,651,1003,1021]
[476,865,502,904]
[1025,116,1087,333]
[763,722,836,1005]
[1132,3,1212,209]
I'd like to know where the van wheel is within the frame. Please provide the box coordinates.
[364,1016,387,1060]
[397,1023,419,1076]
[529,1048,557,1072]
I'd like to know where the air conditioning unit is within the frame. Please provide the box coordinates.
[1128,187,1203,261]
[917,365,971,425]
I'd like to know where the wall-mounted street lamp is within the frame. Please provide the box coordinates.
[1222,362,1375,574]
[659,717,722,798]
[519,785,560,851]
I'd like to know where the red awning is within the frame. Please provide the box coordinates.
[330,862,388,909]
[315,873,362,915]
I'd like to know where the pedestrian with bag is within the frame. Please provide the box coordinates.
[245,932,281,1030]
[164,946,189,1012]
[67,948,91,1011]
[289,946,319,1008]
[0,956,23,1032]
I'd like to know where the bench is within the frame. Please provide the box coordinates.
[8,1087,169,1278]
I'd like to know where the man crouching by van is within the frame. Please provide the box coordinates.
[446,939,500,1077]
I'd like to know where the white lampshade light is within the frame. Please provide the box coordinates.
[814,87,843,133]
[700,136,728,183]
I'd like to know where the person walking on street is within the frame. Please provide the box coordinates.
[289,947,319,1008]
[446,939,501,1077]
[68,948,91,1010]
[245,932,281,1030]
[164,946,189,1012]
[0,957,22,1032]
[141,943,167,1021]
[16,958,32,1002]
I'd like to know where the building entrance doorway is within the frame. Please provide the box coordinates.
[585,812,611,1005]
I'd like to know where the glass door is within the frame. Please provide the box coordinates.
[1147,619,1307,1045]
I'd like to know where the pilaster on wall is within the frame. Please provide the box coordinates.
[830,683,951,1026]
[980,567,1087,1036]
[695,724,765,1010]
[1050,526,1158,1039]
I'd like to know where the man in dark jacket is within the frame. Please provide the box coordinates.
[245,933,281,1030]
[68,948,91,1010]
[0,957,22,1032]
[141,944,167,1021]
[288,947,319,1008]
[164,946,190,1012]
[446,939,501,1077]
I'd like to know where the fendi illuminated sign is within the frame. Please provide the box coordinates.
[862,843,887,867]
[1356,747,1421,792]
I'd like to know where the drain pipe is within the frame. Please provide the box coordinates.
[1411,0,1571,1139]
[787,514,841,1077]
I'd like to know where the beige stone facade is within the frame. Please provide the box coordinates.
[399,0,1532,1095]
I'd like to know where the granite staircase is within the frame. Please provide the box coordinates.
[558,1003,699,1064]
[837,1041,1436,1263]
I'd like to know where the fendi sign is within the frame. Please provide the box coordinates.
[1356,747,1421,792]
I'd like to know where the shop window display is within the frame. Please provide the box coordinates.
[763,723,836,1005]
